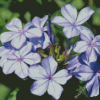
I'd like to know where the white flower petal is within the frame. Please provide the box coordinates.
[41,15,48,28]
[11,34,26,49]
[23,53,41,65]
[42,56,58,76]
[31,79,49,96]
[3,60,17,74]
[0,57,8,67]
[86,48,97,62]
[51,16,68,27]
[61,4,77,23]
[29,65,47,80]
[5,18,22,32]
[25,28,42,38]
[19,42,32,57]
[0,32,20,43]
[47,80,63,99]
[79,26,94,43]
[63,26,79,38]
[42,32,51,49]
[77,7,94,25]
[74,41,88,53]
[53,69,72,85]
[0,46,11,57]
[15,61,29,79]
[32,17,41,28]
[24,22,33,31]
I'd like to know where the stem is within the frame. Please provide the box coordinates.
[64,38,71,54]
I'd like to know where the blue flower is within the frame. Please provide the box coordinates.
[51,4,94,38]
[0,18,42,49]
[73,27,100,62]
[1,42,41,79]
[29,56,72,99]
[73,61,100,97]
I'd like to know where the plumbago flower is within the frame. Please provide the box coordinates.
[51,4,94,38]
[73,27,100,62]
[73,61,100,97]
[0,18,42,49]
[29,15,51,50]
[29,56,72,99]
[1,42,41,79]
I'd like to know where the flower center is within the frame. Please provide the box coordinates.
[20,30,25,34]
[18,57,23,62]
[48,76,52,80]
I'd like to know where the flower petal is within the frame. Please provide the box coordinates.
[42,56,58,76]
[53,69,72,85]
[0,32,20,43]
[42,32,51,49]
[79,26,94,43]
[0,46,11,57]
[24,22,33,31]
[3,60,17,74]
[73,41,88,53]
[32,17,41,28]
[41,15,48,28]
[66,56,81,70]
[51,16,68,27]
[11,34,26,49]
[30,79,49,96]
[15,61,29,79]
[61,4,77,23]
[23,53,41,65]
[77,7,94,25]
[94,45,100,55]
[63,26,79,38]
[0,56,7,67]
[74,65,94,81]
[5,18,22,32]
[47,80,63,99]
[86,48,97,62]
[19,42,32,57]
[29,65,47,80]
[86,75,99,97]
[25,28,42,38]
[92,35,100,45]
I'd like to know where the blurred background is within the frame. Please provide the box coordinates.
[0,0,100,100]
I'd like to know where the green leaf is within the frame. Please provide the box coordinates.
[36,0,42,5]
[0,16,5,26]
[24,11,31,22]
[71,0,85,10]
[0,83,11,100]
[8,13,20,23]
[76,86,89,98]
[0,8,12,20]
[7,88,19,100]
[18,0,24,3]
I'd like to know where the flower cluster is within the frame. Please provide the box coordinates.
[0,4,100,99]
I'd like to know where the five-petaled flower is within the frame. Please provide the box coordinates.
[2,42,41,79]
[73,27,100,62]
[0,18,42,49]
[51,4,94,38]
[29,56,72,99]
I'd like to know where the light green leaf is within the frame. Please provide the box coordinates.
[0,83,11,100]
[24,11,31,22]
[7,88,19,100]
[36,0,42,5]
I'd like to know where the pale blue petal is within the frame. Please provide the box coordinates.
[61,4,77,24]
[42,56,58,76]
[77,7,94,25]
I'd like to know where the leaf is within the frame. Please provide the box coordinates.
[76,86,89,98]
[18,0,24,2]
[7,88,19,100]
[36,0,42,5]
[24,11,31,22]
[7,13,20,23]
[0,83,11,100]
[0,16,5,26]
